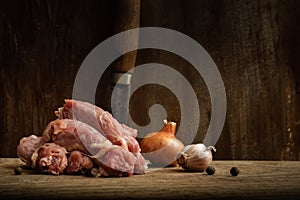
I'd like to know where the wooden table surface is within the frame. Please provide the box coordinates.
[0,158,300,200]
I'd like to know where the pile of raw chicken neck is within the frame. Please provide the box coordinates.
[17,99,148,177]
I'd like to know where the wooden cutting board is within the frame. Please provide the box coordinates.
[0,158,299,199]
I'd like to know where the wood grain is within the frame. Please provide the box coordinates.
[0,158,299,200]
[134,0,300,160]
[0,0,115,157]
[0,0,300,160]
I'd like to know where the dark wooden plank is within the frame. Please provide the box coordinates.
[0,0,115,157]
[135,0,300,160]
[0,158,299,199]
[0,0,299,161]
[277,0,300,161]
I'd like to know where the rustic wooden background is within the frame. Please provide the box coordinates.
[0,0,299,160]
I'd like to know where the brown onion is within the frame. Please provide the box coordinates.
[140,120,184,167]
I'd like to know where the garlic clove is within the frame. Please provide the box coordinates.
[177,143,216,172]
[183,144,207,157]
[185,151,212,171]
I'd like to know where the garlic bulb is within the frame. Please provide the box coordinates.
[177,143,216,171]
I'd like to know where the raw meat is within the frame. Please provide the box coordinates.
[42,119,110,155]
[92,144,136,177]
[121,124,138,138]
[42,119,137,176]
[66,150,94,174]
[31,143,68,175]
[17,135,43,167]
[133,153,149,175]
[55,99,140,153]
[16,99,148,177]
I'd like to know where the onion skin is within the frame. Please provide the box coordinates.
[140,120,184,167]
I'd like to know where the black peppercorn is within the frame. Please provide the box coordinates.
[14,167,22,175]
[205,166,215,175]
[230,167,239,176]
